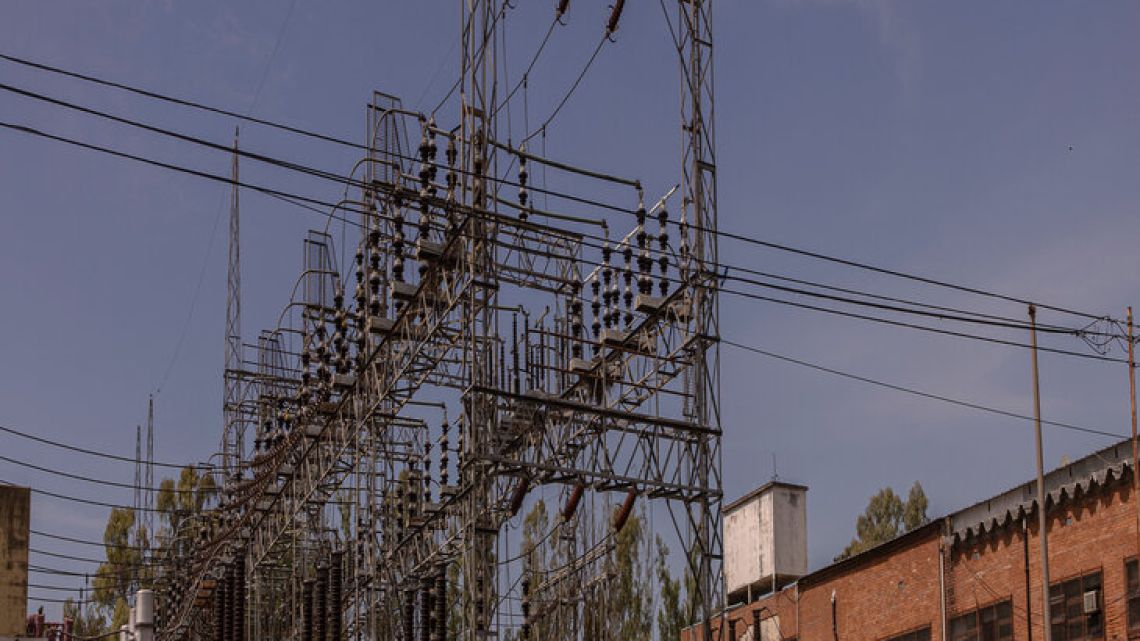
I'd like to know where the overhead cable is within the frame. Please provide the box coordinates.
[722,339,1125,440]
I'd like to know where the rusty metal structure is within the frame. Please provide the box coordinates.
[154,2,723,640]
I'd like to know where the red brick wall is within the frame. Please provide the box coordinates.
[681,477,1140,641]
[952,481,1139,641]
[798,533,943,641]
[685,585,799,641]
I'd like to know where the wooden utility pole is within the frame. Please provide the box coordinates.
[1128,307,1139,561]
[1029,304,1052,641]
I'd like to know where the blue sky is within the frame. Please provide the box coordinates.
[2,0,1139,617]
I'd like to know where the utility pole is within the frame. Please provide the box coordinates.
[1128,307,1139,561]
[1028,304,1051,641]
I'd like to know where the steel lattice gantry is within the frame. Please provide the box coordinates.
[153,3,725,641]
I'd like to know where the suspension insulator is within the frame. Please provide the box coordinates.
[403,588,416,641]
[590,279,602,338]
[435,565,447,641]
[233,556,245,641]
[302,580,314,641]
[222,566,234,641]
[214,573,226,641]
[315,565,328,641]
[420,580,432,641]
[330,551,344,641]
[423,447,433,505]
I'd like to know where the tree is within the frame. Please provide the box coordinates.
[588,506,653,641]
[92,507,140,628]
[903,482,929,531]
[836,482,929,561]
[63,597,107,638]
[655,537,686,641]
[515,499,553,641]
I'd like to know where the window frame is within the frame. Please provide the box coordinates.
[949,599,1014,641]
[881,625,931,641]
[1048,569,1105,641]
[1124,558,1140,636]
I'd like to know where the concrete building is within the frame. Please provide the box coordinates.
[685,440,1140,641]
[1,485,31,638]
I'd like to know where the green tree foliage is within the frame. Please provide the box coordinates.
[903,481,929,531]
[156,466,216,537]
[583,506,654,641]
[63,597,107,638]
[836,482,929,561]
[522,499,561,641]
[655,537,686,641]
[77,466,216,633]
[92,507,140,614]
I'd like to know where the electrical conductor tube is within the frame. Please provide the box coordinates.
[509,477,530,517]
[612,489,637,532]
[605,0,626,35]
[561,484,584,521]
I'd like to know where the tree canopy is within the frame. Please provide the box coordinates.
[835,481,929,561]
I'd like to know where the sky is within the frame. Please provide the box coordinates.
[2,0,1139,619]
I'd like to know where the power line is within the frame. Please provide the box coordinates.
[0,50,1126,328]
[30,547,112,565]
[1,114,1130,362]
[246,0,297,117]
[30,546,167,566]
[0,95,1115,348]
[430,0,513,116]
[722,339,1125,439]
[0,453,203,495]
[494,17,559,118]
[4,111,1125,365]
[27,593,90,605]
[0,424,209,470]
[0,80,638,218]
[25,582,86,592]
[721,271,1118,339]
[5,75,1126,341]
[714,229,1120,324]
[720,287,1129,364]
[0,52,367,152]
[30,563,153,579]
[522,34,606,144]
[32,529,163,553]
[2,479,181,514]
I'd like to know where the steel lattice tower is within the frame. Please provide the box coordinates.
[153,4,725,641]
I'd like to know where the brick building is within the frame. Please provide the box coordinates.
[684,440,1140,641]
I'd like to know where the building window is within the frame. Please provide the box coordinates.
[1126,560,1140,634]
[1049,571,1104,641]
[885,627,930,641]
[950,601,1012,641]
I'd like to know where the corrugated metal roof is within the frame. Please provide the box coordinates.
[947,439,1134,546]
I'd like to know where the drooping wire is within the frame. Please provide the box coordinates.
[0,453,203,495]
[722,339,1125,440]
[0,424,209,470]
[0,117,1131,357]
[3,47,1129,329]
[522,34,606,145]
[494,17,559,120]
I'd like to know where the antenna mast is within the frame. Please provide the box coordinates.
[223,129,243,482]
